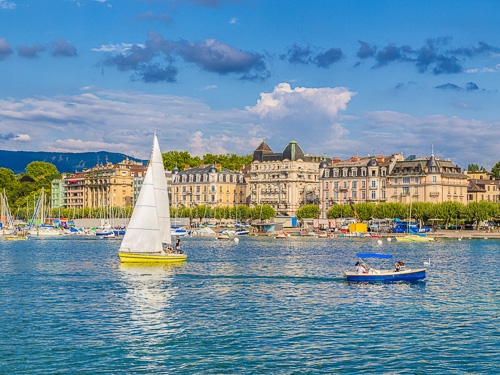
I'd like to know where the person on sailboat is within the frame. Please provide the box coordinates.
[175,236,181,253]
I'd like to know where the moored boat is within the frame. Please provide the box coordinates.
[396,234,436,242]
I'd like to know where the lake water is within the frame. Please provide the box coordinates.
[1,236,498,374]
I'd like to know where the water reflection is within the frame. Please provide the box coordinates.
[117,264,185,344]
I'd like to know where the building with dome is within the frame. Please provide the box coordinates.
[249,140,330,217]
[385,154,468,205]
[319,154,402,218]
[170,164,246,209]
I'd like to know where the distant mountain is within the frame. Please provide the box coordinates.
[0,150,147,174]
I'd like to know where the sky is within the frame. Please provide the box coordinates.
[1,0,500,170]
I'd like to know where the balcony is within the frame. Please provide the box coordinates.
[430,192,439,197]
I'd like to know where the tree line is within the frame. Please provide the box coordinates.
[295,202,499,225]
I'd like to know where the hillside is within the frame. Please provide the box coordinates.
[0,150,146,174]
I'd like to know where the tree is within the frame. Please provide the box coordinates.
[250,204,275,220]
[491,161,500,179]
[296,204,320,220]
[0,167,21,202]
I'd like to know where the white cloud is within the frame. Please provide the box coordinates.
[13,134,30,141]
[229,17,237,24]
[0,0,16,10]
[91,43,143,53]
[0,86,497,169]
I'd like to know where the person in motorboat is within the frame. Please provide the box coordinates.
[355,261,368,274]
[395,260,406,272]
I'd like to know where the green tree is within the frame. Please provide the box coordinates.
[491,161,500,178]
[296,204,320,220]
[0,167,21,202]
[251,204,276,220]
[326,204,353,219]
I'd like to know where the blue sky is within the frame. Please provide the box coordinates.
[1,0,500,170]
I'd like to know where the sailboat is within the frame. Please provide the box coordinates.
[118,133,187,263]
[396,190,435,243]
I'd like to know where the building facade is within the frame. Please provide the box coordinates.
[249,140,330,217]
[466,171,500,202]
[170,164,246,209]
[319,154,402,218]
[52,159,148,210]
[386,154,468,204]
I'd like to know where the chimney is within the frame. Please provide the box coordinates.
[376,155,384,163]
[184,164,190,170]
[333,157,341,164]
[215,163,222,168]
[351,156,359,162]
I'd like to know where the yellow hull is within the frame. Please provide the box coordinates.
[118,251,187,263]
[4,235,28,241]
[396,235,435,242]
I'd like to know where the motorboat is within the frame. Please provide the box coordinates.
[344,253,426,282]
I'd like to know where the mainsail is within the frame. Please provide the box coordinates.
[119,133,171,253]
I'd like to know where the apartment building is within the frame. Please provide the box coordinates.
[386,154,468,204]
[170,164,246,208]
[319,154,402,218]
[249,140,330,217]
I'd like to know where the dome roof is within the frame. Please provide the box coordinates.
[319,161,329,168]
[172,167,179,174]
[367,158,378,167]
[426,155,439,172]
[208,166,218,173]
[282,140,305,161]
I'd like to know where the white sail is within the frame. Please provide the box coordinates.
[119,133,169,253]
[151,134,172,245]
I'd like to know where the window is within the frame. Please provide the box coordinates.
[352,181,357,188]
[394,178,398,184]
[334,181,339,188]
[362,181,366,189]
[325,181,329,188]
[343,181,347,189]
[352,170,357,177]
[402,187,410,195]
[432,176,437,184]
[402,177,410,184]
[371,180,376,188]
[362,190,366,199]
[371,191,376,200]
[414,177,419,183]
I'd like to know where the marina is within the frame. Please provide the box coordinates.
[1,235,498,374]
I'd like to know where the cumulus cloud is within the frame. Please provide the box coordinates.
[245,83,356,151]
[101,31,269,82]
[50,38,77,57]
[0,38,13,60]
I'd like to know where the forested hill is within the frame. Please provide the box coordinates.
[0,150,146,174]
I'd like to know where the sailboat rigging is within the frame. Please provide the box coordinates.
[118,133,187,263]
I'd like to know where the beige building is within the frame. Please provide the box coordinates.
[57,158,148,209]
[85,158,148,208]
[386,154,468,204]
[170,164,246,208]
[249,140,330,217]
[319,154,402,218]
[467,171,499,202]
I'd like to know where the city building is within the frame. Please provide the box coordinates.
[319,154,402,218]
[466,171,500,202]
[249,140,330,217]
[386,154,468,204]
[52,159,148,210]
[50,176,67,209]
[170,164,246,209]
[63,172,86,210]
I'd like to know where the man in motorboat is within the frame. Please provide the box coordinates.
[355,261,368,274]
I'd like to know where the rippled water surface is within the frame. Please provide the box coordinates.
[1,236,499,374]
